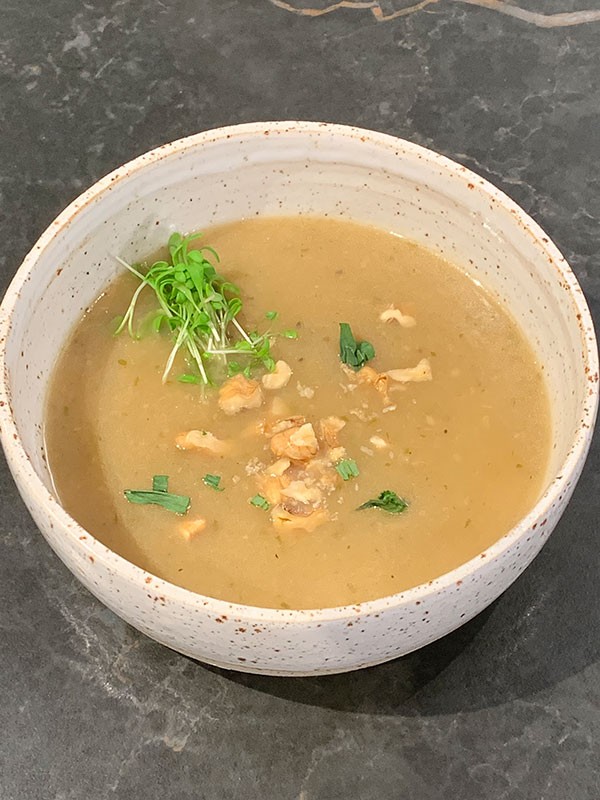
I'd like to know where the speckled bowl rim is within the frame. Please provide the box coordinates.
[0,121,597,624]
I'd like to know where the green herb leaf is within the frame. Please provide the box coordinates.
[249,494,271,511]
[227,361,243,377]
[266,310,278,320]
[357,490,408,514]
[281,329,298,339]
[339,322,376,370]
[152,474,169,493]
[178,373,203,384]
[203,473,224,492]
[335,458,360,481]
[124,489,190,515]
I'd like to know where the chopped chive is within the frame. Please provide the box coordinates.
[152,474,169,493]
[357,490,408,514]
[335,458,360,481]
[203,473,224,491]
[125,475,190,514]
[281,329,298,339]
[250,494,270,511]
[124,489,190,515]
[266,310,278,320]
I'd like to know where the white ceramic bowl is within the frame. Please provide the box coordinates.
[0,122,597,676]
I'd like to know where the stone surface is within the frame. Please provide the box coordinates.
[1,1,599,798]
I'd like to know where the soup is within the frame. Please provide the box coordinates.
[44,217,551,609]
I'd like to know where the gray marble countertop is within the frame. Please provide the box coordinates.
[1,2,599,798]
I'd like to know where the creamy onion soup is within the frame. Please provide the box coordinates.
[44,217,551,609]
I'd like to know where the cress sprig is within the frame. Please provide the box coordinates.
[114,231,275,385]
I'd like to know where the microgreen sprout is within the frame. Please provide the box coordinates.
[114,232,275,385]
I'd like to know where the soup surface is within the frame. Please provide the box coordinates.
[45,217,551,609]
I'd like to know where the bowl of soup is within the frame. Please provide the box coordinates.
[0,122,597,675]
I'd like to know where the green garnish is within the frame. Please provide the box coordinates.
[336,458,360,481]
[109,315,124,334]
[114,232,274,385]
[178,373,203,384]
[227,361,243,377]
[339,322,375,370]
[281,329,298,339]
[125,474,190,515]
[203,473,224,492]
[152,474,169,493]
[266,310,278,320]
[357,490,408,514]
[250,494,271,511]
[124,490,190,514]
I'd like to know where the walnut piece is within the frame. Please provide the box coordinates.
[386,358,432,383]
[271,505,329,532]
[218,374,264,415]
[270,422,319,461]
[175,430,229,455]
[379,305,416,328]
[262,360,292,390]
[179,518,206,540]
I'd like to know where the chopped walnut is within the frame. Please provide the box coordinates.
[255,457,294,505]
[175,430,229,455]
[271,505,329,532]
[379,305,416,328]
[346,365,390,404]
[256,409,350,529]
[318,415,346,447]
[256,473,289,505]
[386,358,432,384]
[327,446,347,464]
[369,435,388,449]
[342,357,431,406]
[270,422,319,462]
[179,518,206,540]
[264,415,306,438]
[357,366,389,398]
[304,458,340,492]
[218,374,264,415]
[266,458,292,477]
[280,480,323,512]
[262,360,292,390]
